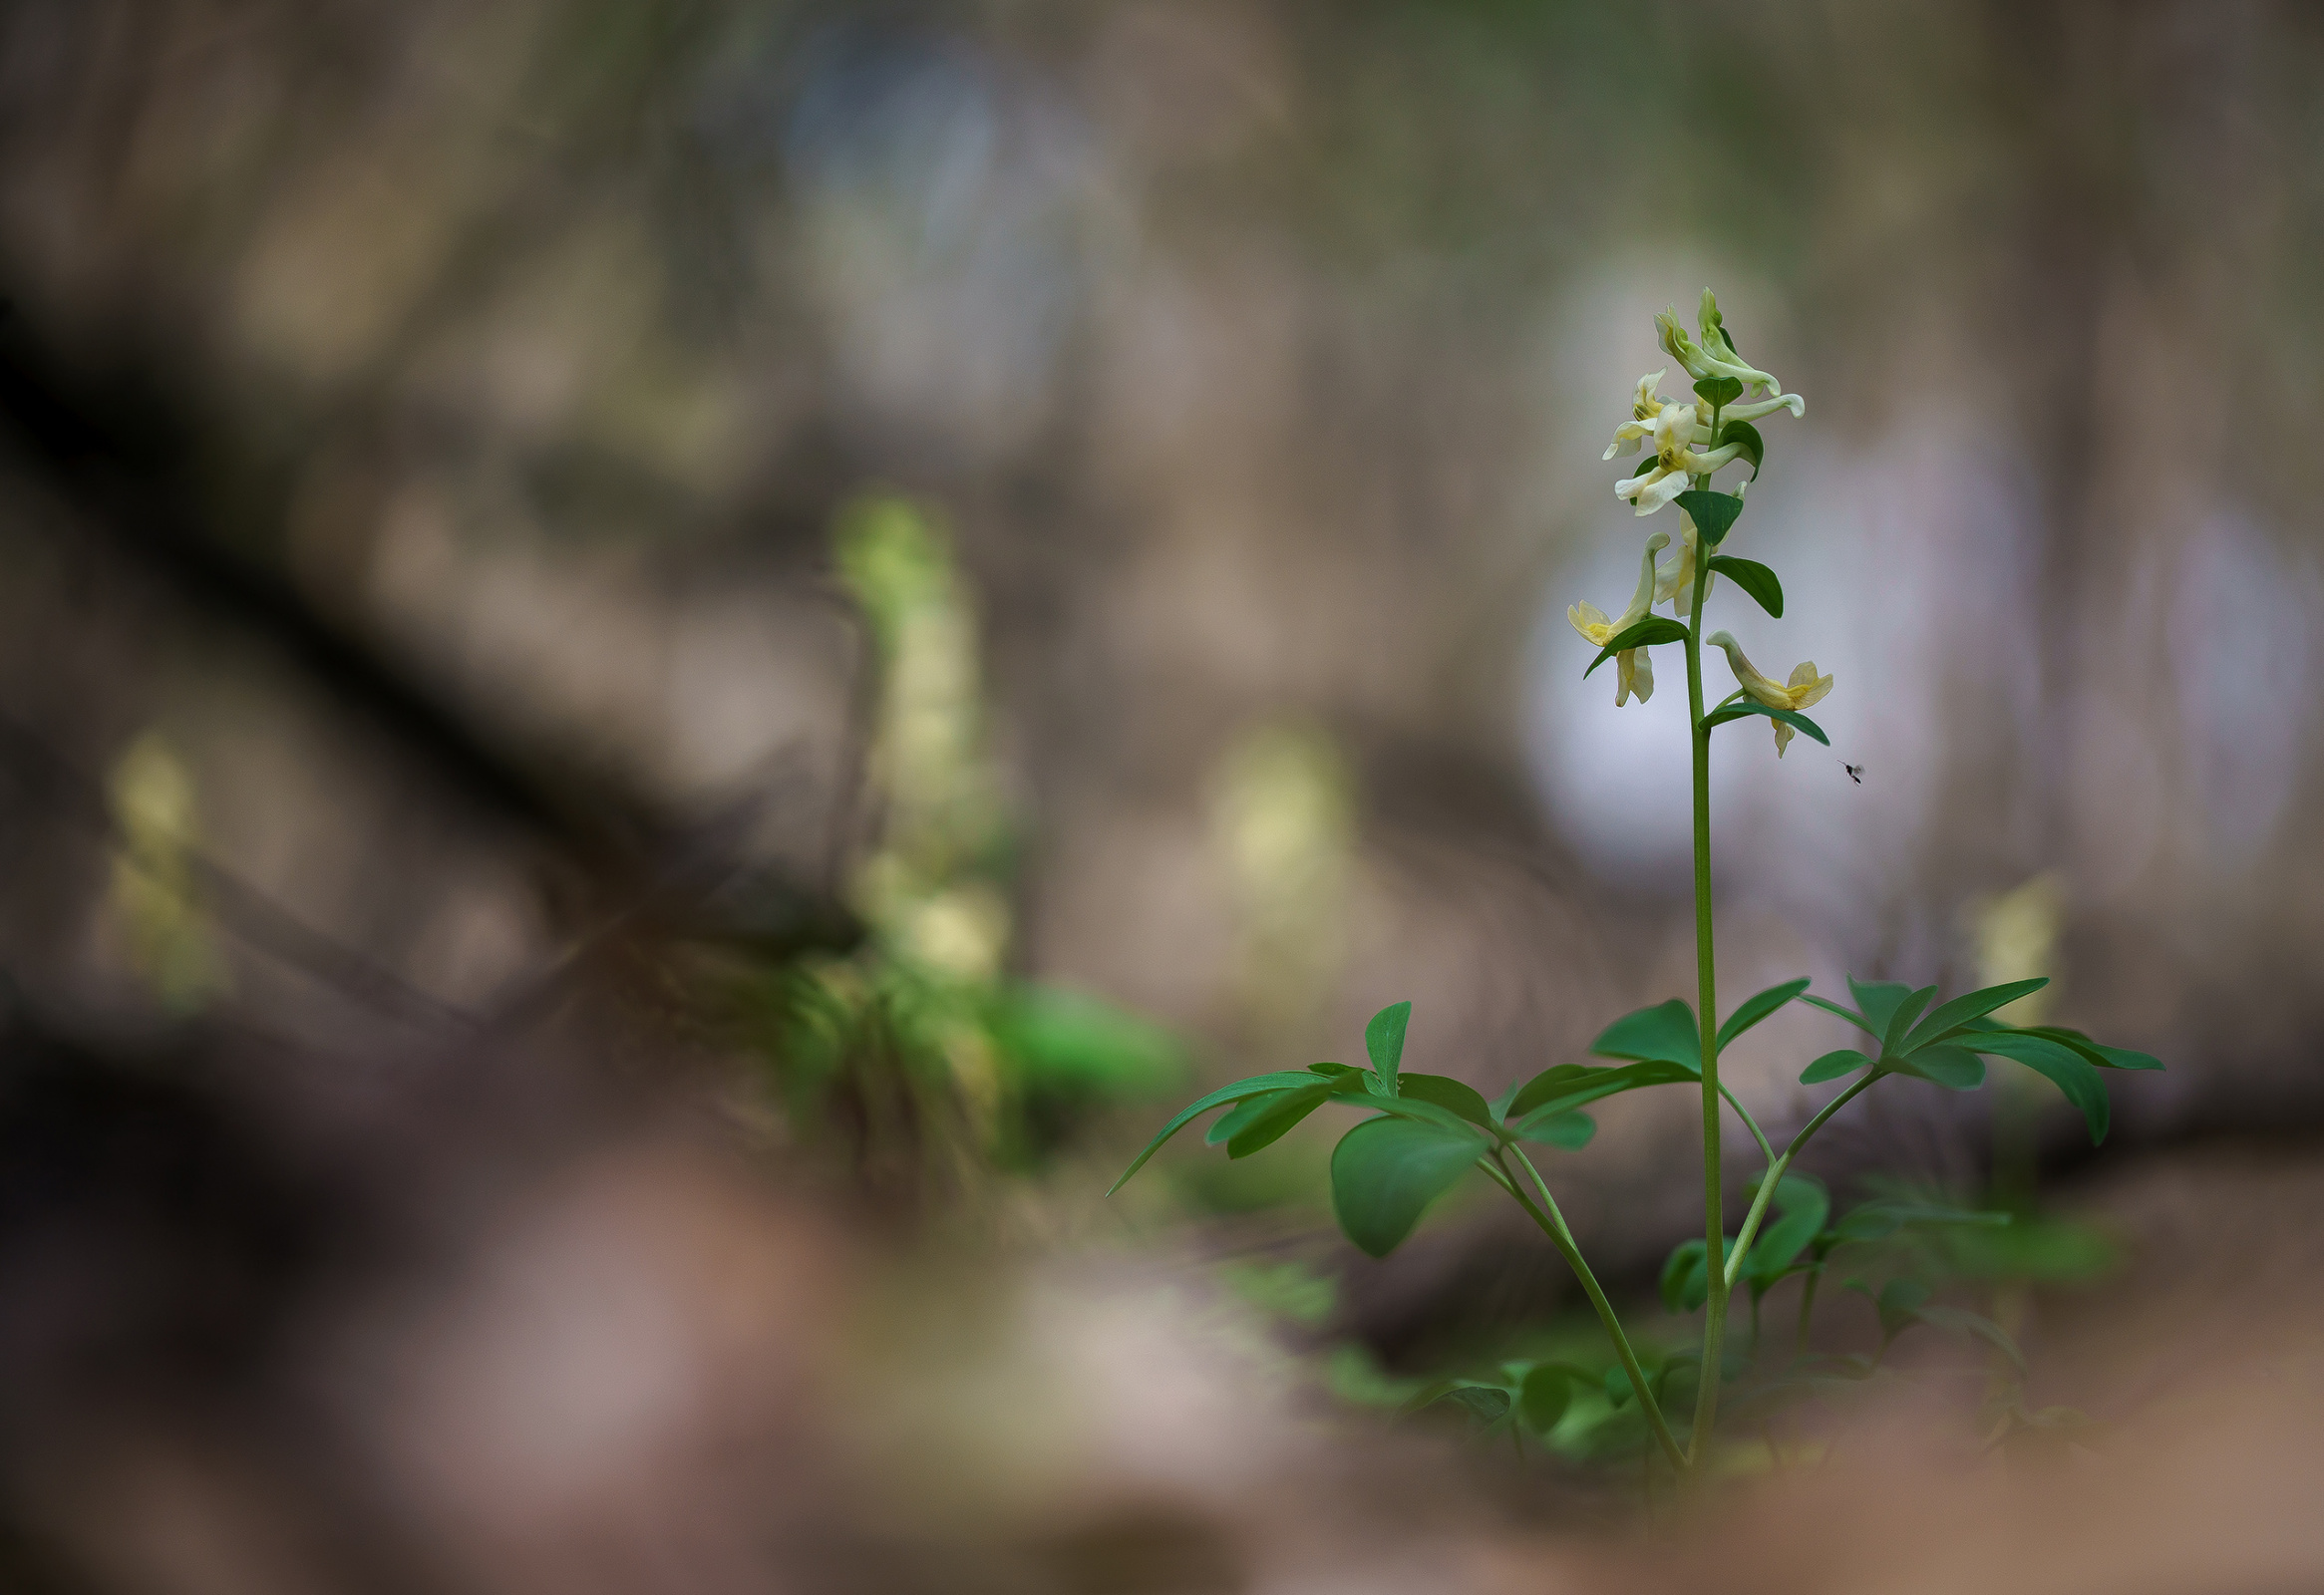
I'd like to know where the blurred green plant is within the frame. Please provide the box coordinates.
[1209,724,1355,1055]
[737,493,1182,1192]
[107,732,229,1012]
[1113,294,2163,1476]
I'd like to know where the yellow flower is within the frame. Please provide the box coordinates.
[1613,401,1750,516]
[1707,630,1833,756]
[1658,288,1788,397]
[1603,369,1679,460]
[1568,531,1670,706]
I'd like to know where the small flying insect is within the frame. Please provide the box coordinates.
[1842,762,1864,785]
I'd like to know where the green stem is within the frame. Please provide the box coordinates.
[1720,1084,1775,1166]
[1722,1071,1881,1291]
[1683,489,1725,1461]
[1492,1147,1688,1472]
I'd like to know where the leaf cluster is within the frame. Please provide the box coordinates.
[1798,976,2158,1144]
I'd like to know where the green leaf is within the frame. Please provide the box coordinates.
[1329,1116,1483,1257]
[1890,1044,1986,1091]
[1602,1365,1636,1408]
[1897,979,2052,1054]
[1365,1001,1412,1096]
[1801,1049,1873,1084]
[2019,1026,2163,1072]
[1205,1092,1285,1146]
[1442,1385,1512,1425]
[1583,615,1691,679]
[1393,1376,1461,1418]
[1661,1237,1707,1314]
[1965,1030,2111,1143]
[1225,1078,1364,1157]
[1360,1093,1499,1140]
[1507,1060,1695,1119]
[1660,1236,1735,1314]
[1673,488,1744,546]
[1716,418,1765,478]
[1111,1070,1348,1193]
[1591,998,1703,1072]
[1705,555,1782,618]
[1846,979,1920,1041]
[1881,986,1938,1055]
[1692,375,1744,407]
[1801,993,1878,1037]
[1487,1078,1522,1122]
[1743,1172,1830,1287]
[1518,1365,1574,1433]
[1399,1379,1511,1428]
[1701,701,1829,748]
[1396,1072,1496,1131]
[1716,977,1811,1053]
[1514,1109,1595,1150]
[1308,1061,1364,1079]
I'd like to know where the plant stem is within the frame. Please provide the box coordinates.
[1491,1147,1688,1472]
[1683,491,1725,1462]
[1722,1072,1879,1291]
[1720,1086,1775,1165]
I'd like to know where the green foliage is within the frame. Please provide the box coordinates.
[1716,418,1766,478]
[1365,999,1412,1095]
[1672,488,1744,545]
[1111,1070,1351,1193]
[1661,1236,1733,1314]
[1705,555,1782,617]
[1738,1172,1829,1291]
[1703,700,1829,746]
[1799,974,2125,1143]
[1716,977,1810,1052]
[1224,1080,1359,1157]
[1397,1070,1497,1128]
[1800,1048,1871,1084]
[1583,616,1691,678]
[1518,1110,1597,1149]
[1331,1115,1484,1257]
[1590,999,1703,1071]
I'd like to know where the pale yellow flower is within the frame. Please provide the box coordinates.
[1613,400,1750,516]
[1724,392,1806,424]
[1659,288,1788,397]
[1568,531,1670,706]
[1707,630,1833,756]
[1603,369,1682,460]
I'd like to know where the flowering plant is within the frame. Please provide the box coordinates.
[1113,292,2160,1473]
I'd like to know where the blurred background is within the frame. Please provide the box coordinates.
[3,2,2323,1591]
